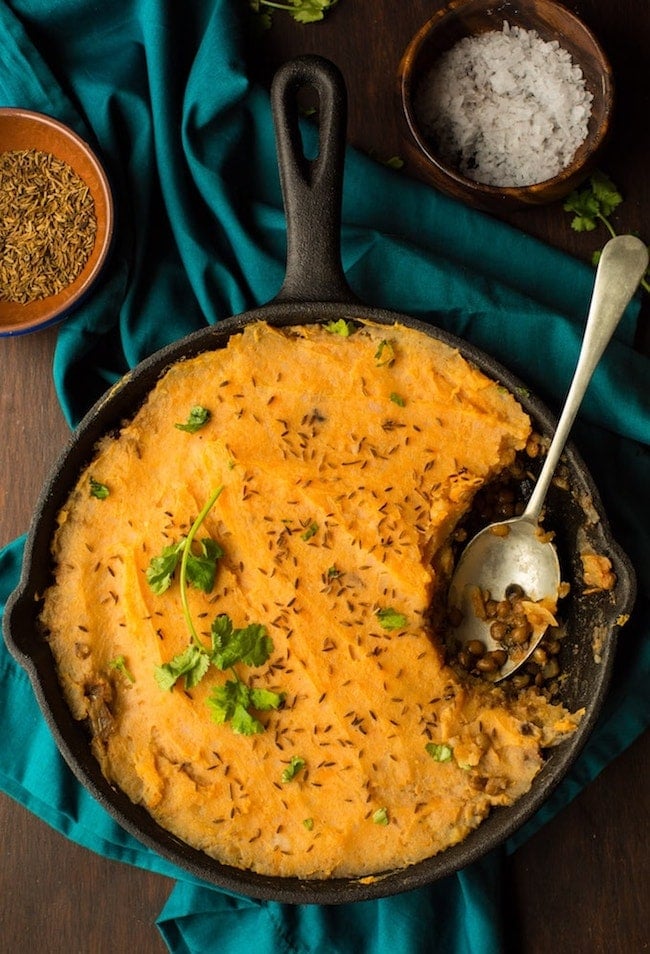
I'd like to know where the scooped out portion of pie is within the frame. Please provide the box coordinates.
[41,319,582,879]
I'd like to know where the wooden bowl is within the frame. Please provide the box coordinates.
[0,109,113,336]
[398,0,614,212]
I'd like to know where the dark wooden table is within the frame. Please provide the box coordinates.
[1,3,648,951]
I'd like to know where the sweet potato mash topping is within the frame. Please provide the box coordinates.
[41,320,582,878]
[581,551,616,593]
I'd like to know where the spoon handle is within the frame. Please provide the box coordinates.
[525,235,648,521]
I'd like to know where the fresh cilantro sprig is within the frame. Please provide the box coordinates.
[146,486,224,646]
[248,0,337,25]
[156,614,285,734]
[148,487,284,733]
[564,171,649,293]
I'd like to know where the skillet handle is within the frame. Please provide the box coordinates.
[271,56,360,306]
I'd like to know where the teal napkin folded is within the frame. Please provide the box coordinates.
[1,1,649,951]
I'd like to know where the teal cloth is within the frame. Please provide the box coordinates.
[1,1,649,951]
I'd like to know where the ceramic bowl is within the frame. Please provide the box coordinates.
[0,109,113,336]
[398,0,614,211]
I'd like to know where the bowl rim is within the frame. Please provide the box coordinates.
[0,107,114,336]
[398,0,615,203]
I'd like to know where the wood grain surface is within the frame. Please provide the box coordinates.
[1,2,648,952]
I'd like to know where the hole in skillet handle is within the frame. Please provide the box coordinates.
[270,56,362,308]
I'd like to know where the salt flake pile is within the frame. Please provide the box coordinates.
[414,23,593,187]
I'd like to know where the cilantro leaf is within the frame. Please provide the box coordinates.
[207,678,250,723]
[154,644,210,691]
[372,807,389,825]
[281,755,306,782]
[207,679,283,734]
[564,172,622,232]
[231,705,266,735]
[375,607,408,631]
[175,406,211,433]
[590,170,623,218]
[185,537,224,593]
[146,541,183,595]
[249,686,285,711]
[390,392,406,407]
[210,615,273,669]
[563,188,600,231]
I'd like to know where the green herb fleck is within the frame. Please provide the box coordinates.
[325,318,355,337]
[89,477,110,499]
[281,755,306,783]
[109,655,135,683]
[175,405,211,433]
[375,339,395,367]
[372,807,389,825]
[375,607,408,631]
[301,521,319,541]
[390,392,406,407]
[326,566,342,579]
[303,817,314,831]
[425,742,454,763]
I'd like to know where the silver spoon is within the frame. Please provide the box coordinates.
[447,234,648,681]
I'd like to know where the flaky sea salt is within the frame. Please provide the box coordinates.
[414,23,593,187]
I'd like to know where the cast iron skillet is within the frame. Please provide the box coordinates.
[3,56,635,904]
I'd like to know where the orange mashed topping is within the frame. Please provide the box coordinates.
[41,320,582,878]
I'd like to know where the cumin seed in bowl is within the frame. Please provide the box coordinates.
[0,108,113,336]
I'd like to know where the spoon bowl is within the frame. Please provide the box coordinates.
[448,517,561,679]
[448,234,648,680]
